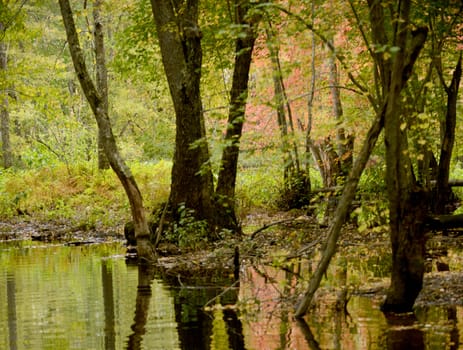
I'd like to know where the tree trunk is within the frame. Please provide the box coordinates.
[435,54,462,214]
[0,37,12,169]
[150,0,216,228]
[215,0,258,231]
[327,40,353,177]
[59,0,155,262]
[93,0,110,170]
[304,0,316,194]
[266,23,300,184]
[380,1,428,313]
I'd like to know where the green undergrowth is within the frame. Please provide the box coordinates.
[0,161,171,230]
[3,155,461,237]
[0,159,283,232]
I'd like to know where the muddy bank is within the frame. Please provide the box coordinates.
[0,218,122,243]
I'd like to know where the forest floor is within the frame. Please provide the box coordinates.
[1,209,463,309]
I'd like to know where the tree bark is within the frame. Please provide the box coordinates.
[0,34,12,168]
[435,54,462,214]
[265,23,300,185]
[380,2,429,313]
[93,0,110,170]
[304,0,315,193]
[59,0,155,262]
[327,42,353,177]
[150,0,215,227]
[215,0,258,231]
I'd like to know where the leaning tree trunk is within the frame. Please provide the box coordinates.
[435,54,462,214]
[59,0,155,262]
[295,101,386,318]
[150,0,216,228]
[215,0,258,231]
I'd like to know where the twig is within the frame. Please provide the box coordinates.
[286,234,326,260]
[203,279,240,308]
[153,202,168,249]
[250,218,297,240]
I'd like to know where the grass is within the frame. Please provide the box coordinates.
[0,158,284,231]
[3,153,462,236]
[0,161,171,230]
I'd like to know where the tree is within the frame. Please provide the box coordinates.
[430,1,463,214]
[379,0,428,312]
[215,0,259,230]
[92,0,110,170]
[150,0,216,229]
[0,1,24,168]
[150,0,258,233]
[295,0,428,315]
[0,31,11,168]
[59,0,155,262]
[264,19,306,206]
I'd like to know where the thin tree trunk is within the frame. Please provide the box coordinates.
[59,0,155,262]
[304,0,316,194]
[435,54,462,214]
[215,0,258,231]
[327,41,353,176]
[0,38,12,168]
[267,25,293,181]
[93,0,110,170]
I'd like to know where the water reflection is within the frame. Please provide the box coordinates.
[7,270,18,350]
[1,240,463,349]
[415,305,461,349]
[296,318,321,350]
[384,313,424,350]
[127,265,155,349]
[102,259,116,350]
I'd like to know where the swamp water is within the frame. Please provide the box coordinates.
[0,240,462,349]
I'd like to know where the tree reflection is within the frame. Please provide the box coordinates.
[127,264,155,350]
[415,305,460,349]
[102,260,115,350]
[385,313,424,350]
[7,271,17,350]
[296,317,321,350]
[223,308,245,349]
[449,307,459,350]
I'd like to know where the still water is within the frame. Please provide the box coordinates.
[0,240,462,349]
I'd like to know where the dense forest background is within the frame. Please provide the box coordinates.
[1,0,463,313]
